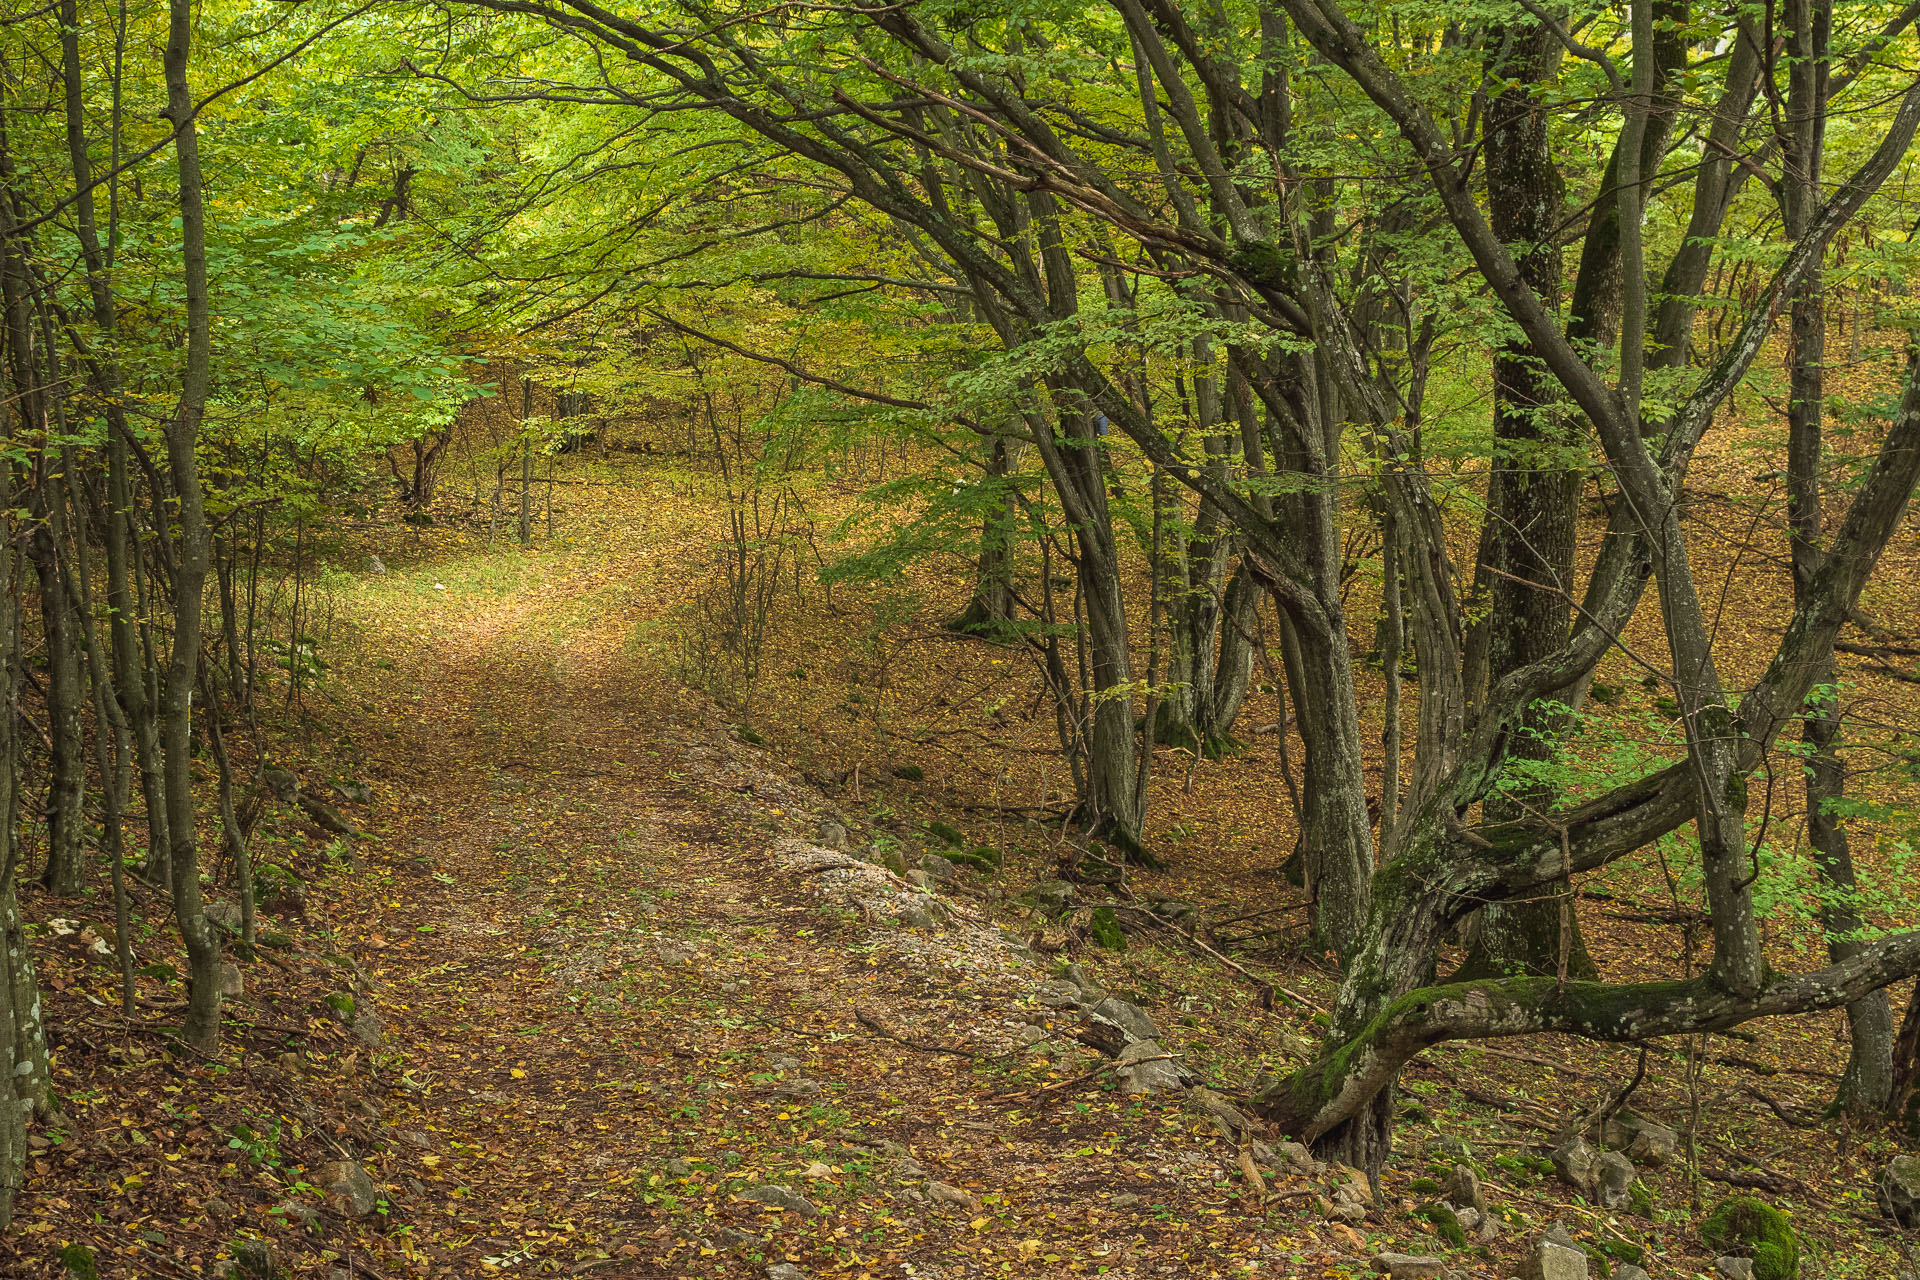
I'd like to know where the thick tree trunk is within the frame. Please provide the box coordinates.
[1458,17,1596,981]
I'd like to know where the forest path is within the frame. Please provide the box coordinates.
[328,500,1310,1280]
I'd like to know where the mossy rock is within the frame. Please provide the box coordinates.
[924,820,965,848]
[935,848,996,874]
[1088,906,1126,951]
[323,992,356,1020]
[1702,1195,1799,1280]
[1407,1176,1442,1196]
[258,930,296,950]
[892,764,924,782]
[59,1244,98,1280]
[1627,1178,1653,1217]
[1412,1201,1465,1249]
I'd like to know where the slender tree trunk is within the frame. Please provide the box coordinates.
[951,434,1018,632]
[1781,0,1892,1114]
[161,0,222,1052]
[27,501,85,896]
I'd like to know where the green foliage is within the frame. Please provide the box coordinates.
[1702,1196,1799,1280]
[925,821,965,848]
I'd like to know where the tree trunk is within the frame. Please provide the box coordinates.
[27,513,85,897]
[162,0,223,1052]
[1456,17,1596,981]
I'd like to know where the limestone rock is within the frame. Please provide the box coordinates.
[217,963,245,998]
[1601,1111,1679,1167]
[767,1266,809,1280]
[1612,1268,1651,1280]
[1595,1151,1635,1210]
[1371,1253,1444,1279]
[207,900,242,933]
[1522,1226,1588,1280]
[1880,1154,1920,1226]
[1551,1135,1600,1196]
[273,1199,319,1230]
[816,821,849,852]
[1114,1039,1191,1094]
[927,1180,974,1208]
[352,1012,385,1047]
[739,1183,819,1217]
[1445,1163,1485,1214]
[227,1238,281,1280]
[1185,1086,1250,1137]
[1714,1259,1755,1280]
[318,1160,378,1218]
[1023,879,1077,917]
[1084,996,1158,1045]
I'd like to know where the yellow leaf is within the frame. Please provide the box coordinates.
[510,1068,526,1079]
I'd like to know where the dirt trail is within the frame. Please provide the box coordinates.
[330,533,1317,1280]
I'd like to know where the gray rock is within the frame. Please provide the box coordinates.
[1454,1206,1482,1232]
[904,870,935,891]
[352,1012,386,1047]
[1601,1111,1679,1168]
[768,1054,802,1072]
[1024,879,1077,917]
[1036,980,1083,1009]
[1084,996,1159,1045]
[917,853,958,880]
[664,1157,695,1177]
[767,1266,809,1280]
[277,1052,302,1073]
[273,1199,320,1230]
[1114,1039,1191,1094]
[1550,1135,1599,1196]
[228,1238,281,1280]
[1714,1259,1755,1280]
[1522,1238,1589,1280]
[217,962,245,998]
[367,554,387,575]
[207,900,242,932]
[897,904,936,929]
[1279,1141,1318,1175]
[1612,1268,1650,1280]
[318,1159,379,1218]
[1594,1150,1635,1210]
[1111,1192,1140,1208]
[1325,1199,1367,1224]
[717,1227,762,1249]
[927,1180,973,1207]
[1445,1162,1485,1214]
[333,779,374,805]
[817,821,849,852]
[739,1183,819,1217]
[263,768,300,802]
[203,1196,234,1223]
[1187,1086,1249,1137]
[1371,1253,1444,1279]
[1880,1153,1920,1226]
[656,943,696,966]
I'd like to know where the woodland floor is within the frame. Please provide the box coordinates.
[4,456,1920,1278]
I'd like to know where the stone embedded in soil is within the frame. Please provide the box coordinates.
[739,1183,819,1217]
[352,1012,386,1046]
[1595,1150,1635,1210]
[1084,996,1159,1045]
[1523,1238,1589,1280]
[217,962,245,998]
[318,1159,378,1218]
[1550,1135,1599,1196]
[1601,1111,1679,1167]
[766,1265,809,1280]
[1713,1259,1755,1280]
[927,1180,973,1208]
[1371,1252,1444,1279]
[1445,1163,1485,1214]
[1114,1039,1189,1094]
[1879,1153,1920,1226]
